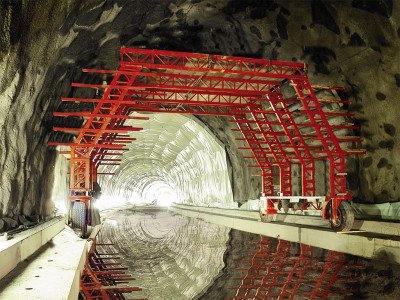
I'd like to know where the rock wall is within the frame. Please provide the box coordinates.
[0,0,399,216]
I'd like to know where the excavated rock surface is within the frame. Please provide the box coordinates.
[0,1,399,214]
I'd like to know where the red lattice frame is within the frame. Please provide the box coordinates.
[230,235,364,299]
[49,48,364,222]
[80,237,147,300]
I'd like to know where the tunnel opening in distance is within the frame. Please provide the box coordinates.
[96,113,234,210]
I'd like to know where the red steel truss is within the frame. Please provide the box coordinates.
[230,235,364,299]
[120,48,307,79]
[80,235,146,299]
[50,47,364,224]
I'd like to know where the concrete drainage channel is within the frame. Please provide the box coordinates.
[0,217,92,299]
[170,204,400,265]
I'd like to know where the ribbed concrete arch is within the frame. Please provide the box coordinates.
[97,113,234,208]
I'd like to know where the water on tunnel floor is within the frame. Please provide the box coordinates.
[96,205,400,300]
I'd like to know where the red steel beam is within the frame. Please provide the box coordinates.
[229,119,358,130]
[49,142,124,149]
[54,111,149,120]
[52,48,364,226]
[53,127,142,133]
[120,48,307,79]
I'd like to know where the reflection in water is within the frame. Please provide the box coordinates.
[230,236,364,299]
[97,208,230,300]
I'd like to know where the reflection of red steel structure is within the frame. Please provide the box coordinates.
[49,48,364,231]
[80,236,147,299]
[230,235,364,299]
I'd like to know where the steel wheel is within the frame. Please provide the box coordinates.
[72,202,87,237]
[328,200,354,232]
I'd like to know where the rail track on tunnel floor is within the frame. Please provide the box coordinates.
[170,204,400,265]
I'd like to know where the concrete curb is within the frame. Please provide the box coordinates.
[171,205,400,265]
[0,217,65,280]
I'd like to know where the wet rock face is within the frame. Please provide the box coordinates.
[1,0,400,216]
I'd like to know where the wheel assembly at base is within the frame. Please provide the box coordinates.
[71,201,88,237]
[259,197,355,232]
[327,200,355,232]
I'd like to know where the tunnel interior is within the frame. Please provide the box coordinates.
[1,0,400,298]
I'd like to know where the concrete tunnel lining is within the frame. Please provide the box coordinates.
[94,112,234,210]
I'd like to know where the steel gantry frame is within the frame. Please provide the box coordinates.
[50,47,364,228]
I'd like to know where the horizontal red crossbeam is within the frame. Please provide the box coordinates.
[72,82,146,91]
[136,98,258,108]
[48,142,124,149]
[230,109,356,117]
[61,97,156,108]
[54,111,149,120]
[53,127,142,133]
[84,68,282,87]
[138,91,271,105]
[314,150,366,154]
[238,144,322,150]
[234,131,316,139]
[229,119,358,130]
[102,140,133,144]
[120,48,307,79]
[136,107,231,116]
[73,82,279,98]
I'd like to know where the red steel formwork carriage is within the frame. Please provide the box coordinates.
[49,48,364,233]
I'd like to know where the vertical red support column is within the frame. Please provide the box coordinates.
[248,110,292,196]
[267,93,316,197]
[68,67,142,200]
[70,147,91,192]
[234,114,276,197]
[262,167,274,197]
[91,159,98,184]
[233,110,293,210]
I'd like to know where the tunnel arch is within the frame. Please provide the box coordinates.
[96,113,234,209]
